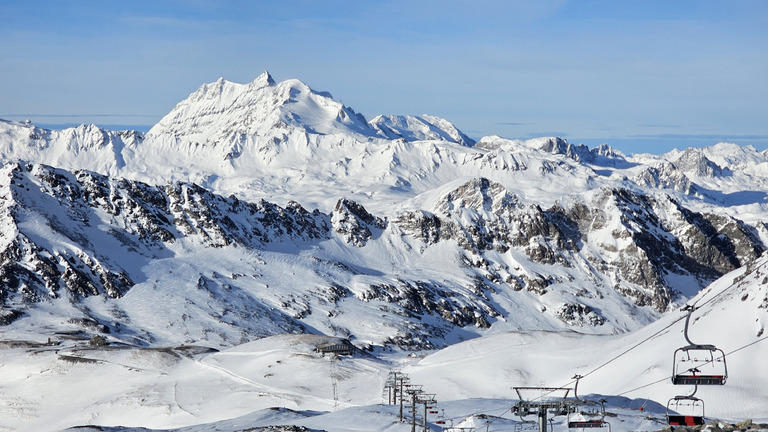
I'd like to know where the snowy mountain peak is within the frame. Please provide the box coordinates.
[436,177,519,215]
[254,70,276,87]
[147,73,376,141]
[147,73,481,149]
[369,114,476,146]
[673,147,726,177]
[4,72,768,430]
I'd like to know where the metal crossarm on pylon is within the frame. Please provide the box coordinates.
[513,386,572,432]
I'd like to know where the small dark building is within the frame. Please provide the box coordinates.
[316,339,354,356]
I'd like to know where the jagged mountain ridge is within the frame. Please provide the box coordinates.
[0,163,515,347]
[397,177,764,305]
[2,74,767,217]
[0,119,142,177]
[404,252,768,420]
[1,72,768,350]
[148,71,372,141]
[0,161,764,349]
[370,114,476,146]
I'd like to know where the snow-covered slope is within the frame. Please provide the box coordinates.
[1,72,768,430]
[148,71,374,141]
[0,119,141,176]
[2,160,763,353]
[1,73,767,347]
[405,252,768,421]
[370,113,476,146]
[2,256,766,431]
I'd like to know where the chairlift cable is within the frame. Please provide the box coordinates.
[546,302,763,404]
[563,273,749,390]
[436,277,762,429]
[442,335,768,431]
[691,269,746,309]
[536,315,687,402]
[611,333,768,398]
[580,317,683,380]
[614,376,670,398]
[723,333,768,356]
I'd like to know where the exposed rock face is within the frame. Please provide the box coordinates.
[564,188,764,310]
[397,178,578,263]
[357,279,496,328]
[2,74,768,352]
[393,210,443,245]
[0,163,508,349]
[2,162,763,349]
[0,165,135,302]
[0,163,328,308]
[676,207,764,274]
[162,181,329,247]
[331,198,386,246]
[674,148,727,177]
[634,162,696,195]
[394,178,764,313]
[555,303,605,327]
[537,137,596,163]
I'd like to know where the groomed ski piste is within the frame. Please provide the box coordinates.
[2,253,767,431]
[2,73,768,431]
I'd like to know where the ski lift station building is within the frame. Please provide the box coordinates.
[316,339,354,356]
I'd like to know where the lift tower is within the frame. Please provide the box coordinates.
[513,386,571,432]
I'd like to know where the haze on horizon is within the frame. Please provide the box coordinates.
[2,0,767,155]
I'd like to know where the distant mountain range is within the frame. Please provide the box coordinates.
[2,71,767,351]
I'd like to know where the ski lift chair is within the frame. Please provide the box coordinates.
[672,348,727,386]
[434,409,450,428]
[514,420,539,432]
[568,376,611,431]
[667,394,705,426]
[672,305,728,386]
[567,402,610,431]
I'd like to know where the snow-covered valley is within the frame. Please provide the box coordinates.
[1,73,768,431]
[3,254,768,431]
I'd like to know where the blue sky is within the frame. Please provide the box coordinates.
[2,0,767,155]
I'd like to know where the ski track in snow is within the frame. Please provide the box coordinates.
[196,353,302,405]
[1,74,768,430]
